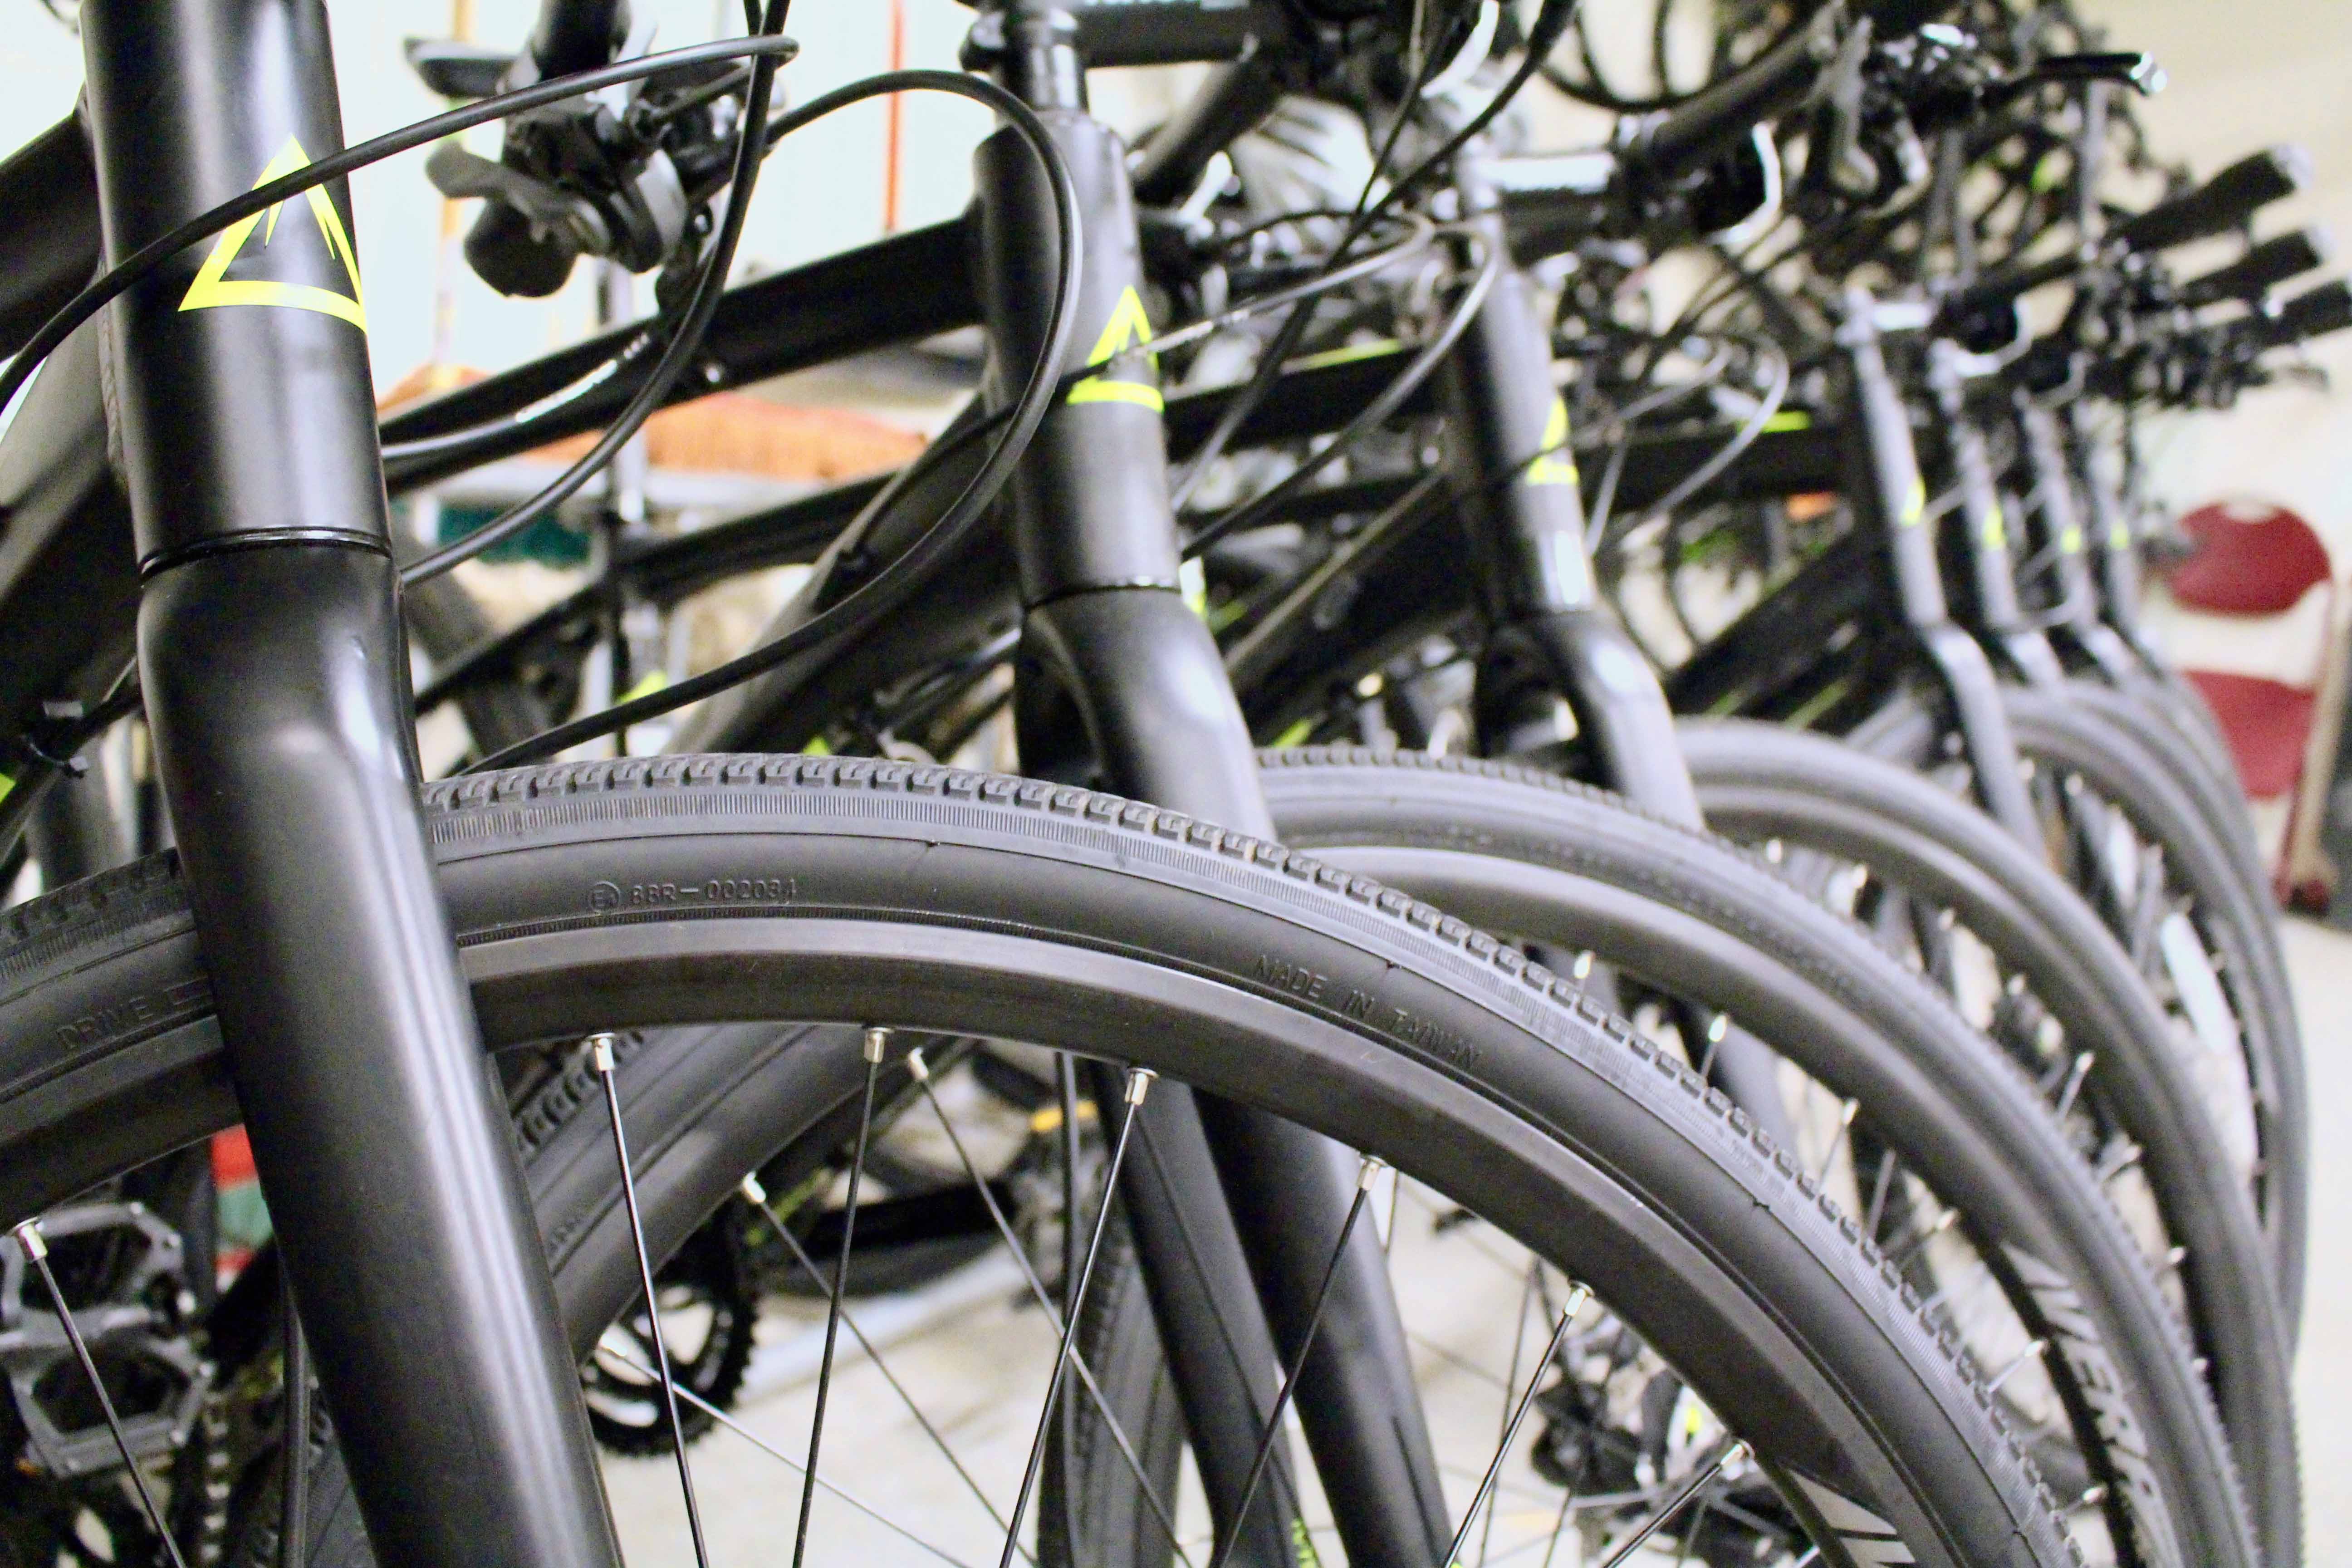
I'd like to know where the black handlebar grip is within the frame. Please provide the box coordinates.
[2274,279,2352,346]
[1638,18,1826,183]
[1071,1,1287,66]
[2116,145,2312,254]
[1859,0,1964,37]
[2183,227,2333,306]
[528,0,630,78]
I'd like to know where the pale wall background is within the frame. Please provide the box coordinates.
[2,3,2337,529]
[2076,0,2352,558]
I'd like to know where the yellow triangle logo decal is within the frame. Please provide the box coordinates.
[1067,286,1161,411]
[1526,397,1579,486]
[180,137,367,332]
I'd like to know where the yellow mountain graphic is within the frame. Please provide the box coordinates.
[1067,286,1161,411]
[179,136,367,332]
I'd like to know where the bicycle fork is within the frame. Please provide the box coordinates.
[1837,290,2041,850]
[81,4,617,1564]
[1440,148,1796,1149]
[972,8,1449,1564]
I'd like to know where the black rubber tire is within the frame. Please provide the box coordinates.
[2059,679,2269,914]
[0,757,2081,1568]
[1851,687,2307,1338]
[402,568,556,758]
[1248,749,2265,1568]
[1999,690,2307,1324]
[1672,719,2303,1565]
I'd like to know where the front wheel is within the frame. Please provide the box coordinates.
[0,757,2078,1568]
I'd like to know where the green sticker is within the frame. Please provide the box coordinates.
[1285,338,1404,373]
[1762,410,1813,433]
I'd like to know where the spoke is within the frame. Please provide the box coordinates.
[999,1067,1157,1568]
[1051,1055,1085,1568]
[592,1033,712,1568]
[603,1343,984,1568]
[1693,1011,1729,1079]
[1596,1438,1749,1568]
[739,1173,1035,1565]
[1862,1147,1900,1241]
[1443,1284,1591,1568]
[905,1048,1196,1568]
[2096,1138,2144,1186]
[10,1220,192,1568]
[1811,1098,1859,1186]
[1478,1264,1543,1568]
[792,1024,892,1568]
[2052,1051,2096,1120]
[1204,1155,1387,1568]
[1535,1459,1586,1568]
[1888,1205,1958,1269]
[1985,1338,2049,1395]
[280,1274,310,1568]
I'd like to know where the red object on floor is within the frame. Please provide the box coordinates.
[2161,501,2337,908]
[2161,503,2333,804]
[2181,671,2319,799]
[2167,501,2331,615]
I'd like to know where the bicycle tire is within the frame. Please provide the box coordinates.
[1043,746,2262,1568]
[1999,690,2308,1319]
[1853,687,2307,1334]
[2058,679,2268,909]
[0,756,2082,1568]
[1250,749,2265,1568]
[1671,719,2302,1565]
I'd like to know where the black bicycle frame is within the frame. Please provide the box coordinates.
[78,2,616,1565]
[983,11,1456,1562]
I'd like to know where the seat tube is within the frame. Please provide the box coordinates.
[78,5,618,1565]
[972,7,1449,1562]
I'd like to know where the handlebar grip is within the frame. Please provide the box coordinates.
[2273,279,2352,346]
[1637,17,1826,183]
[2115,145,2312,253]
[1858,0,1963,37]
[1131,54,1285,208]
[2183,226,2332,305]
[1070,1,1286,66]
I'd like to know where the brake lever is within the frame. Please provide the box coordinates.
[425,142,612,256]
[1998,51,2166,103]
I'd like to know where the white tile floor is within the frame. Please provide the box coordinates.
[603,920,2352,1564]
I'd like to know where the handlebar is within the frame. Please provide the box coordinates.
[526,0,630,80]
[2113,144,2311,254]
[2269,278,2352,347]
[1630,14,1830,185]
[2182,226,2332,306]
[1067,1,1284,66]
